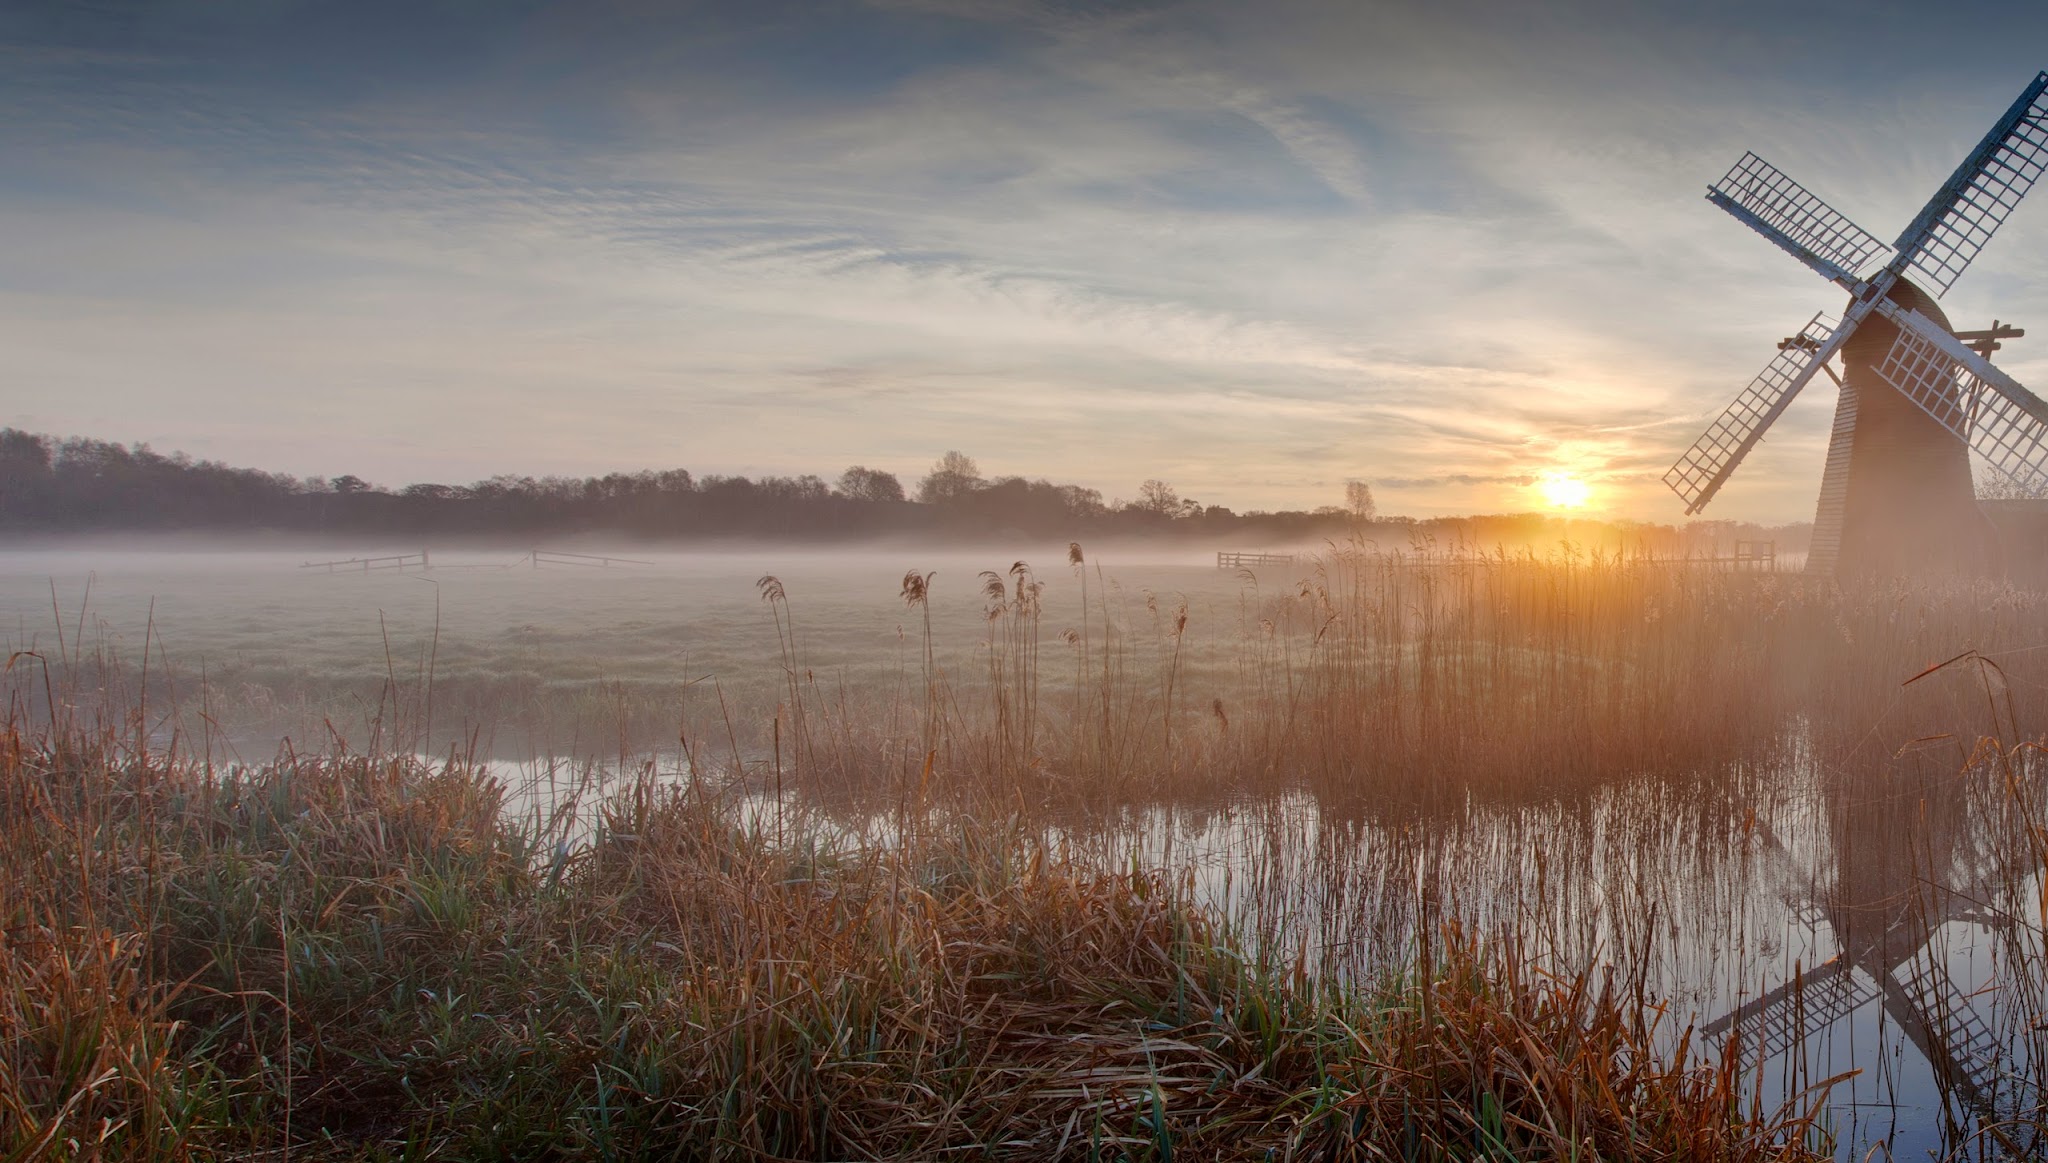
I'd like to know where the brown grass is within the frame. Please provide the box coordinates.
[10,545,2048,1157]
[0,717,1836,1161]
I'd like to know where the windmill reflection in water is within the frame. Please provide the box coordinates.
[1706,738,2044,1150]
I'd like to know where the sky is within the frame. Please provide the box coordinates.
[4,0,2048,521]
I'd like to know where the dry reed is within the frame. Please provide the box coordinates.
[0,715,1835,1161]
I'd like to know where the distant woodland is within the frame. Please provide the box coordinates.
[0,429,1804,554]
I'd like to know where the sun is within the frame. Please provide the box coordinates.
[1537,472,1591,511]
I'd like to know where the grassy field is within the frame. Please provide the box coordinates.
[9,540,2026,783]
[0,544,1265,762]
[6,540,2048,1158]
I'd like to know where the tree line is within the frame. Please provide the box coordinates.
[0,428,1803,555]
[0,431,1381,541]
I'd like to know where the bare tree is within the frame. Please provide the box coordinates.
[838,465,905,503]
[917,451,983,504]
[1345,479,1377,521]
[1137,479,1181,515]
[1978,468,2048,501]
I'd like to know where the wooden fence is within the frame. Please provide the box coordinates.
[299,549,658,573]
[528,550,654,569]
[1732,540,1777,569]
[1216,551,1297,568]
[1217,546,1793,572]
[301,551,430,574]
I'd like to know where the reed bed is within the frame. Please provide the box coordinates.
[728,545,2048,824]
[0,716,1841,1162]
[12,545,2048,800]
[9,546,2048,1157]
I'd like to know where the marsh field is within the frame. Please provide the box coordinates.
[6,539,2048,1160]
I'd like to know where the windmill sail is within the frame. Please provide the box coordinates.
[1703,820,1865,1056]
[1704,958,1874,1060]
[1708,153,1892,286]
[1876,961,2012,1121]
[1664,313,1851,514]
[1891,71,2048,296]
[1703,793,2031,1127]
[1868,304,2048,494]
[1675,71,2048,552]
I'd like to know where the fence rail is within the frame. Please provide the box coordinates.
[529,550,655,569]
[300,551,430,574]
[1218,547,1794,571]
[1217,551,1297,568]
[1380,551,1796,571]
[299,549,665,574]
[1733,540,1776,569]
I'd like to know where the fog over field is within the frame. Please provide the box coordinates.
[0,522,1774,753]
[4,540,1256,761]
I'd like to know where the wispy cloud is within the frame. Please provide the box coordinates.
[1380,473,1538,489]
[3,0,2046,518]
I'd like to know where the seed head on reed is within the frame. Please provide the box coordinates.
[900,570,932,607]
[979,570,1006,604]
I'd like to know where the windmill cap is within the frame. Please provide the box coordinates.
[1843,278,1952,360]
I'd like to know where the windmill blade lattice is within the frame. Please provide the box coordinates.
[1892,71,2048,296]
[1894,956,2012,1112]
[1869,303,2048,494]
[1701,807,2030,1124]
[1872,961,2013,1124]
[1704,959,1876,1061]
[1664,313,1849,513]
[1709,153,1892,285]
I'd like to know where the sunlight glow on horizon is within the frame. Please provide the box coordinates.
[1536,472,1593,511]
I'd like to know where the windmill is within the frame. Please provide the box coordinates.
[1664,71,2048,577]
[1704,790,2032,1137]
